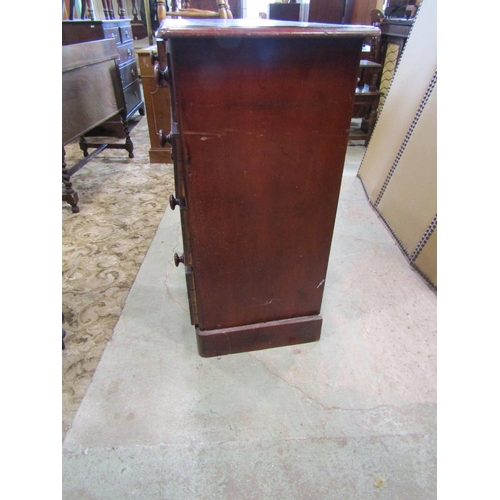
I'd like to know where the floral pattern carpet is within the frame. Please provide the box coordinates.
[62,116,174,440]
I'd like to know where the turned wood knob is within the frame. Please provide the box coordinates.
[158,129,172,148]
[154,61,170,87]
[174,253,185,267]
[169,194,180,210]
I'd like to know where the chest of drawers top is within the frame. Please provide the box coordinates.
[62,20,133,47]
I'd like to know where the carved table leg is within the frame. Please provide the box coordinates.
[62,145,80,213]
[121,112,134,158]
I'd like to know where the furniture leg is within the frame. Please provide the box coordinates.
[62,146,80,213]
[79,135,89,157]
[121,112,134,158]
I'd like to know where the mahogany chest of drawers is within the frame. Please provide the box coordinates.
[62,19,144,135]
[155,19,379,357]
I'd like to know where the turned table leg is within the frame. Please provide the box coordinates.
[121,112,134,158]
[62,145,80,213]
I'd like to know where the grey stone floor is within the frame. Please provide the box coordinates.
[62,145,437,499]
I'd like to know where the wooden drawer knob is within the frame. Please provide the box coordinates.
[169,194,180,210]
[174,253,184,267]
[154,61,170,87]
[158,129,172,148]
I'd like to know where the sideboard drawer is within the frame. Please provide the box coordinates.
[117,41,135,65]
[103,26,120,42]
[123,80,142,113]
[120,60,139,88]
[120,24,133,44]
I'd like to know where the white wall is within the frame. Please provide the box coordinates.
[243,0,272,18]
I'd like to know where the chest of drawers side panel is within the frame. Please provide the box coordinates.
[167,35,362,332]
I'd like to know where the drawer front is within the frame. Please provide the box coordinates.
[103,26,120,42]
[123,80,142,115]
[119,24,133,44]
[62,22,104,44]
[117,41,135,66]
[120,60,139,88]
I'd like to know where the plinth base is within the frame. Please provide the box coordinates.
[196,315,322,357]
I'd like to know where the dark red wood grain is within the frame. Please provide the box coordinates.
[157,20,378,355]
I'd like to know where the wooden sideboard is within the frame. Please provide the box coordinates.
[155,19,379,357]
[62,19,144,137]
[62,38,134,213]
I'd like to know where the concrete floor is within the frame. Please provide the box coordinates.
[62,146,437,499]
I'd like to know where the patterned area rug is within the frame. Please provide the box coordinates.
[62,116,174,440]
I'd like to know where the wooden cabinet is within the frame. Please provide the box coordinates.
[308,0,379,24]
[62,39,134,213]
[136,45,172,163]
[268,3,301,21]
[308,0,346,23]
[62,19,144,136]
[155,19,379,357]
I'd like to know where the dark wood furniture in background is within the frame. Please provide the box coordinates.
[307,0,345,23]
[158,0,242,19]
[62,19,144,138]
[376,18,413,108]
[379,18,413,63]
[154,19,379,357]
[268,3,301,21]
[136,45,172,162]
[62,38,134,213]
[308,0,377,24]
[141,0,243,163]
[349,58,383,145]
